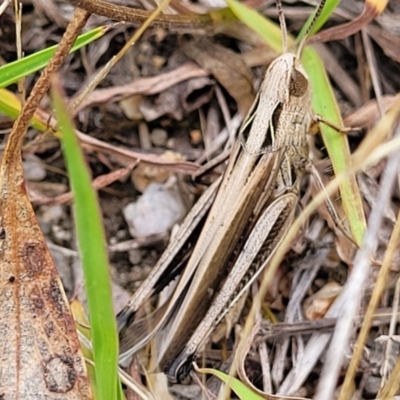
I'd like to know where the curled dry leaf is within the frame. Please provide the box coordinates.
[0,140,92,396]
[181,37,255,116]
[303,281,343,321]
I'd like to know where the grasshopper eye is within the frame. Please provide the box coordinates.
[289,69,308,97]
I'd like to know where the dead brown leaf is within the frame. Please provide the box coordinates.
[181,37,255,116]
[0,138,93,398]
[303,282,343,320]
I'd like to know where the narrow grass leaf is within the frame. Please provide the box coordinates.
[296,0,341,42]
[52,80,121,400]
[0,27,107,88]
[197,368,264,400]
[226,0,283,53]
[0,89,53,132]
[302,47,366,243]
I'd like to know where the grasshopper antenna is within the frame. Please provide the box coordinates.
[276,0,287,53]
[296,0,326,60]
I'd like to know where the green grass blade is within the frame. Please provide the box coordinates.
[226,0,340,52]
[226,0,283,52]
[0,27,107,88]
[0,88,51,131]
[197,368,264,400]
[296,0,341,42]
[302,47,366,243]
[52,80,121,400]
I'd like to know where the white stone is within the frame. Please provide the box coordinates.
[123,181,187,238]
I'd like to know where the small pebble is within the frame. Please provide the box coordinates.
[151,55,166,69]
[190,129,202,146]
[123,181,187,238]
[38,205,65,235]
[52,225,72,243]
[364,375,380,397]
[130,265,152,282]
[150,128,168,147]
[23,159,46,181]
[41,205,65,223]
[128,249,142,265]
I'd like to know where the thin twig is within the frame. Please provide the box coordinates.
[362,28,384,116]
[0,0,12,16]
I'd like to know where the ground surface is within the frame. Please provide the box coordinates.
[1,0,400,398]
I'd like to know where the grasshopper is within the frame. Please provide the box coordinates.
[117,0,329,383]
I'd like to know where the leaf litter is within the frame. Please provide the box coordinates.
[1,0,400,399]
